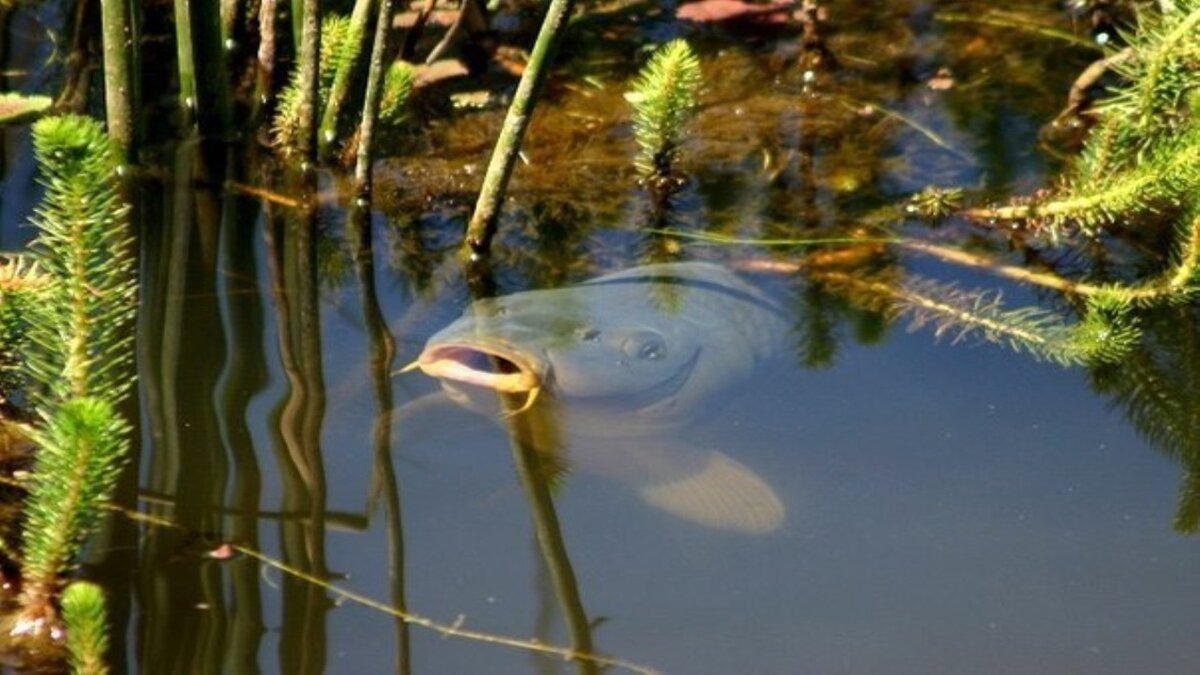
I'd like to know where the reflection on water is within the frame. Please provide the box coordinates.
[4,0,1200,673]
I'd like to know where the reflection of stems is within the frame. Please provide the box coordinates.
[217,154,269,674]
[112,504,661,674]
[464,0,578,254]
[505,417,597,675]
[464,261,597,674]
[348,205,410,673]
[266,195,329,675]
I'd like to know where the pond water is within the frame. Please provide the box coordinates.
[4,1,1200,673]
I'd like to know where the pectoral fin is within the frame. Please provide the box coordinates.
[579,441,785,535]
[637,451,784,535]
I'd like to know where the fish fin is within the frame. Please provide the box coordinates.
[636,450,784,535]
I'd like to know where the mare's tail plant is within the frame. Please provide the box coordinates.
[973,0,1200,237]
[273,13,417,163]
[626,39,703,182]
[61,581,110,675]
[9,115,136,636]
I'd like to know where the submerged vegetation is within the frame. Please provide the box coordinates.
[0,0,1199,671]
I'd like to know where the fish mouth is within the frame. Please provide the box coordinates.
[417,341,544,394]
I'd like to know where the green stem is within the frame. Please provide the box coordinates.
[173,0,198,127]
[320,0,375,156]
[100,0,134,159]
[463,0,577,256]
[296,0,321,163]
[353,0,394,191]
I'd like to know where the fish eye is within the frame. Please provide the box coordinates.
[639,341,665,360]
[577,327,601,342]
[622,332,666,360]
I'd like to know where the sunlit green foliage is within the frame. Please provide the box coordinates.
[61,581,110,675]
[25,115,136,405]
[0,257,48,402]
[380,61,417,124]
[13,115,136,626]
[826,271,1135,366]
[20,398,128,608]
[991,1,1200,235]
[272,15,363,156]
[625,39,703,178]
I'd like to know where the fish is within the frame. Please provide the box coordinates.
[402,262,790,534]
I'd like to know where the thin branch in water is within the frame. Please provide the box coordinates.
[108,506,662,675]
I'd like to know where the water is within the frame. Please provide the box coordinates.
[3,1,1200,673]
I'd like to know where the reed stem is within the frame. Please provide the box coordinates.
[296,0,321,163]
[354,0,395,191]
[463,0,577,256]
[320,0,374,156]
[100,0,133,158]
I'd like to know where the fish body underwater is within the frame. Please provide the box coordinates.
[410,262,790,534]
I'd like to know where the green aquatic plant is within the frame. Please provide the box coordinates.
[0,258,49,403]
[9,115,136,632]
[61,581,111,674]
[272,14,362,157]
[625,39,703,179]
[974,1,1200,236]
[379,61,417,125]
[17,398,129,630]
[24,115,137,404]
[819,271,1111,366]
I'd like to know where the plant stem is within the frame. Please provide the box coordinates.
[256,0,280,114]
[100,0,134,159]
[463,0,577,256]
[354,0,395,191]
[296,0,321,163]
[173,0,198,127]
[320,0,375,156]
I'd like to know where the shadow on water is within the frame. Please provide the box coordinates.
[5,0,1200,673]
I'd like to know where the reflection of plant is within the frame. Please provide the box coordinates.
[1088,304,1200,533]
[273,15,362,157]
[626,39,703,179]
[818,270,1136,365]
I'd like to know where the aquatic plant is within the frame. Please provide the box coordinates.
[61,581,110,675]
[816,271,1136,366]
[272,14,362,157]
[379,62,417,125]
[972,1,1200,237]
[11,115,136,630]
[100,0,133,156]
[625,39,703,179]
[463,0,580,255]
[0,258,49,403]
[24,115,137,405]
[355,0,403,189]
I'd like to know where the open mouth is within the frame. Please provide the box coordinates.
[411,341,548,414]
